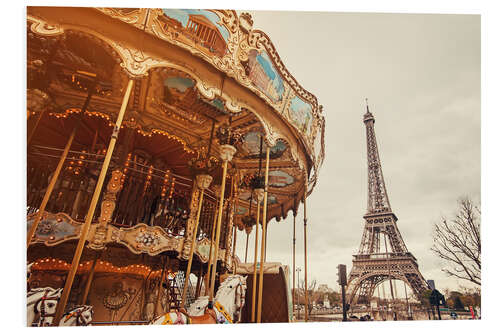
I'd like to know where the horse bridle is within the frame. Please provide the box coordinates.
[233,279,245,323]
[63,306,93,326]
[33,290,60,326]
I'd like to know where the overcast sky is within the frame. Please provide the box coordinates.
[233,10,481,294]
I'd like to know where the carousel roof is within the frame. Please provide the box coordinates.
[27,7,325,225]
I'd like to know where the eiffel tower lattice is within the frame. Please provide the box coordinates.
[346,102,429,305]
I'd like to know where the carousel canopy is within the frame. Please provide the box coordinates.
[27,7,325,225]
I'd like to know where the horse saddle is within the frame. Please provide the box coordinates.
[178,307,218,324]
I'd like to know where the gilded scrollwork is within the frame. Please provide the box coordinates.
[112,42,170,78]
[95,7,147,27]
[28,15,65,36]
[179,186,201,259]
[115,223,181,256]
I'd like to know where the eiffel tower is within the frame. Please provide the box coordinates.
[346,101,429,305]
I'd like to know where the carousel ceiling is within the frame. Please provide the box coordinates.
[27,7,326,224]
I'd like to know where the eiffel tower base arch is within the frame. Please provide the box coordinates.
[346,256,428,305]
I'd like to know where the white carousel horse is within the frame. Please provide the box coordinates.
[60,305,94,326]
[151,274,247,325]
[27,262,33,280]
[27,287,62,326]
[186,296,210,316]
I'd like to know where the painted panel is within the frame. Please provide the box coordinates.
[240,131,287,159]
[289,96,313,137]
[239,189,278,205]
[268,170,295,188]
[162,9,229,57]
[164,76,195,93]
[247,49,285,104]
[236,206,248,215]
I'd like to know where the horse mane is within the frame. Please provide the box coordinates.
[214,275,240,299]
[27,287,60,298]
[64,304,92,314]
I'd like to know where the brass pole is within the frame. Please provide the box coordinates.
[208,159,229,303]
[27,108,46,146]
[181,187,206,307]
[53,79,134,326]
[244,232,249,263]
[303,178,309,322]
[195,266,203,298]
[205,198,218,295]
[80,252,100,305]
[292,207,297,318]
[231,224,237,273]
[251,200,261,322]
[256,146,271,323]
[27,86,95,246]
[154,256,168,318]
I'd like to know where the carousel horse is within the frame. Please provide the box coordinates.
[60,305,94,326]
[151,274,247,325]
[27,287,62,326]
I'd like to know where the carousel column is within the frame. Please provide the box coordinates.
[224,173,238,270]
[292,201,297,318]
[231,224,237,273]
[244,228,250,263]
[256,145,271,323]
[208,144,237,305]
[53,79,135,326]
[251,189,263,323]
[204,196,219,296]
[303,177,309,322]
[180,174,213,308]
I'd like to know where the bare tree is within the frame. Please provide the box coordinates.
[431,198,481,286]
[299,279,317,315]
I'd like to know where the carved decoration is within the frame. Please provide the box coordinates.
[28,15,65,36]
[115,223,181,256]
[179,186,201,259]
[89,169,124,250]
[194,237,211,262]
[219,144,237,162]
[27,212,82,246]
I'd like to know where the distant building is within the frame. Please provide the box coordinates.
[317,284,334,294]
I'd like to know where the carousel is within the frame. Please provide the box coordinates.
[26,7,325,326]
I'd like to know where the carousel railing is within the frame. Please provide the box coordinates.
[27,144,232,253]
[27,145,196,237]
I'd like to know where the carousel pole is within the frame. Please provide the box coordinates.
[27,77,96,247]
[27,106,47,146]
[53,79,134,326]
[256,145,271,323]
[244,232,249,263]
[244,191,254,263]
[303,177,309,322]
[251,197,262,322]
[292,197,297,318]
[232,224,237,273]
[154,256,168,318]
[204,199,218,296]
[208,142,236,306]
[180,174,213,308]
[195,265,203,298]
[79,252,101,305]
